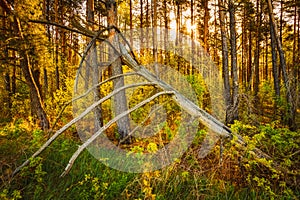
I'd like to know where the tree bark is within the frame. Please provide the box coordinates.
[163,0,169,64]
[129,0,133,46]
[218,0,231,124]
[87,0,103,130]
[253,0,261,97]
[151,0,158,74]
[54,0,59,90]
[270,18,280,98]
[4,72,11,112]
[203,0,209,53]
[247,27,252,87]
[264,34,268,80]
[43,68,48,100]
[229,0,239,122]
[140,0,144,55]
[106,0,131,141]
[241,5,247,86]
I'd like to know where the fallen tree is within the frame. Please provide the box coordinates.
[12,26,273,178]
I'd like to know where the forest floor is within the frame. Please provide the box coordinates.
[0,117,299,199]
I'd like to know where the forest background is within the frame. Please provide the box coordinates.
[0,0,299,199]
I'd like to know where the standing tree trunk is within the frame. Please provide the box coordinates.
[190,0,195,74]
[163,0,169,64]
[279,0,284,43]
[292,0,298,111]
[203,0,209,53]
[247,26,252,88]
[4,72,11,113]
[241,5,247,86]
[54,0,60,90]
[151,0,158,74]
[253,0,261,97]
[146,0,149,50]
[213,0,219,65]
[228,0,239,122]
[129,0,133,46]
[267,0,296,130]
[140,0,144,55]
[87,0,103,130]
[270,19,280,98]
[175,1,182,71]
[218,0,231,124]
[106,0,131,141]
[43,68,48,100]
[264,34,268,80]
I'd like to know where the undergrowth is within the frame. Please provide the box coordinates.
[0,119,299,199]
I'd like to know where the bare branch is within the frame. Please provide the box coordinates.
[119,102,167,144]
[28,20,100,39]
[12,82,155,177]
[51,72,139,129]
[61,90,175,177]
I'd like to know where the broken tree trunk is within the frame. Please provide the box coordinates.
[12,26,272,178]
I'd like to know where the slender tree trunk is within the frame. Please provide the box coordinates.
[213,0,219,65]
[4,72,11,112]
[203,0,209,53]
[60,0,66,89]
[241,5,247,86]
[54,0,59,90]
[190,0,195,74]
[106,0,131,141]
[218,0,231,124]
[267,0,296,129]
[292,1,296,67]
[253,0,261,97]
[297,5,300,107]
[247,28,252,88]
[12,64,16,95]
[265,34,268,80]
[279,0,284,43]
[45,0,51,41]
[270,18,280,98]
[43,68,48,99]
[163,0,169,64]
[292,1,297,89]
[151,0,158,74]
[129,0,133,46]
[229,0,239,121]
[140,0,144,55]
[87,0,103,130]
[175,2,181,71]
[296,9,300,83]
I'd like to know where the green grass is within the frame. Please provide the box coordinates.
[1,120,299,200]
